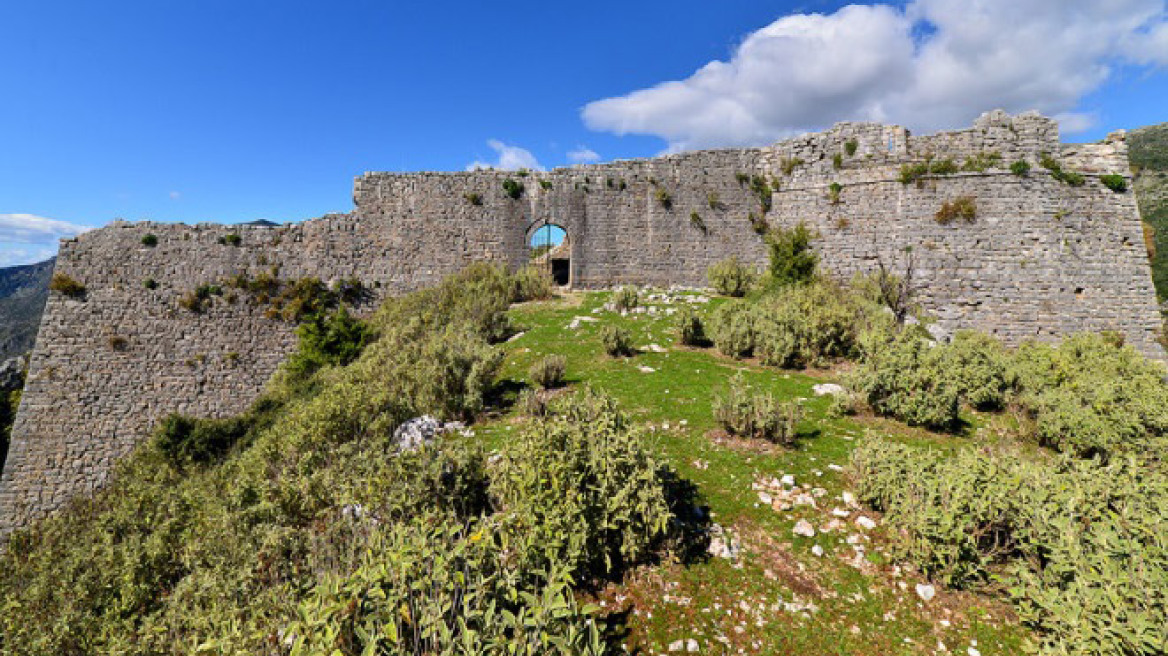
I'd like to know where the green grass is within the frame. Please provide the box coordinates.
[474,290,1028,655]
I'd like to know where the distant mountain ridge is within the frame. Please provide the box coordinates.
[0,257,54,361]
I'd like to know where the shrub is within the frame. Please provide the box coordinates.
[707,256,755,297]
[141,233,158,247]
[540,179,553,191]
[1008,333,1168,460]
[107,335,128,351]
[654,186,672,209]
[529,354,566,389]
[780,157,804,176]
[851,439,1168,655]
[753,280,862,368]
[845,139,858,156]
[1100,173,1128,192]
[154,413,251,466]
[179,284,222,313]
[517,387,550,417]
[961,151,1002,172]
[712,374,801,445]
[1039,154,1087,187]
[828,181,842,204]
[941,331,1010,410]
[766,222,817,287]
[708,299,756,358]
[502,178,524,199]
[689,211,706,233]
[735,172,750,185]
[217,233,241,246]
[143,278,158,290]
[748,212,769,235]
[491,389,673,579]
[613,285,638,312]
[847,329,961,429]
[511,264,555,301]
[675,305,706,346]
[283,306,373,383]
[750,175,772,213]
[832,153,843,170]
[1010,159,1031,176]
[935,196,977,224]
[899,158,957,185]
[49,273,86,298]
[464,191,483,205]
[601,325,633,357]
[707,192,720,209]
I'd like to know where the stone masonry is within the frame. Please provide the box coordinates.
[0,110,1161,538]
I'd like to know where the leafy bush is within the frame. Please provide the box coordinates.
[289,519,606,655]
[464,191,483,205]
[828,181,842,204]
[852,440,1168,656]
[654,186,672,209]
[511,264,555,301]
[712,373,802,445]
[752,279,862,368]
[689,211,706,233]
[601,325,633,357]
[502,178,524,199]
[899,158,957,185]
[675,305,706,346]
[141,233,158,247]
[1100,173,1128,192]
[961,151,1002,172]
[217,233,241,246]
[845,139,858,156]
[707,256,755,297]
[1008,333,1168,460]
[49,273,86,298]
[142,278,157,290]
[847,329,961,429]
[780,157,804,175]
[942,331,1010,410]
[491,389,674,579]
[765,222,817,287]
[283,306,373,384]
[832,153,843,170]
[935,195,977,224]
[750,175,772,212]
[614,285,638,312]
[154,413,252,467]
[1010,159,1032,176]
[708,299,756,358]
[1039,154,1087,187]
[529,354,566,389]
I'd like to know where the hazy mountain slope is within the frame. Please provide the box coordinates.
[1130,123,1168,301]
[0,258,54,360]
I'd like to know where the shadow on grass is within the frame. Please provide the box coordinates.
[657,467,712,567]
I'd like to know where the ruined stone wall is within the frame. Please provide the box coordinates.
[2,111,1162,537]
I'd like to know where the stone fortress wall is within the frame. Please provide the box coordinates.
[1,110,1160,537]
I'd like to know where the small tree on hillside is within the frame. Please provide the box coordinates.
[874,247,918,325]
[766,222,817,287]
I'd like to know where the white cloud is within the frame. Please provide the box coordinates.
[0,214,93,244]
[0,246,57,268]
[567,146,601,164]
[583,0,1168,150]
[169,191,181,200]
[467,139,544,171]
[0,214,92,267]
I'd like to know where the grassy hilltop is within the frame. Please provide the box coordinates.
[1,233,1166,655]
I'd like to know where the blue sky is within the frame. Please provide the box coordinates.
[1,1,1166,266]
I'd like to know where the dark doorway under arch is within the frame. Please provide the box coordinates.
[529,223,570,286]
